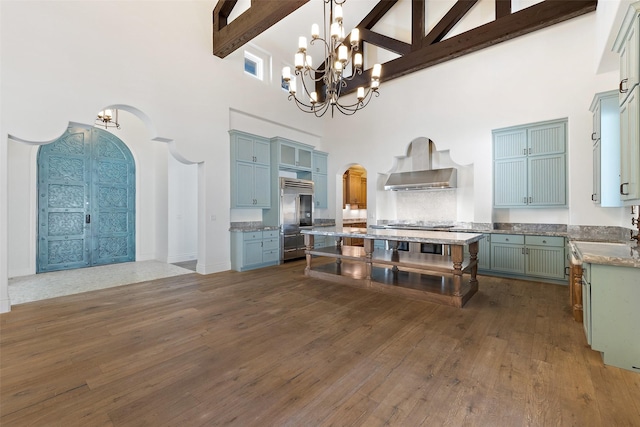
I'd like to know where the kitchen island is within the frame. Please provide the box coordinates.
[302,227,485,308]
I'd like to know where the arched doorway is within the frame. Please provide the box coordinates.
[36,127,135,273]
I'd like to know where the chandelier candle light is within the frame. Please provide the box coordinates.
[282,0,381,117]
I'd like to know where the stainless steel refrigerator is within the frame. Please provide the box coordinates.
[280,177,314,261]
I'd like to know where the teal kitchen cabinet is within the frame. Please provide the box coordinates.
[230,130,271,208]
[583,263,640,372]
[312,151,328,209]
[490,234,526,275]
[490,234,566,281]
[619,86,640,201]
[524,235,566,280]
[589,90,622,206]
[493,119,567,208]
[614,3,640,203]
[230,230,280,271]
[272,137,313,171]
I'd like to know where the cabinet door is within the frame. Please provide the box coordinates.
[525,245,565,279]
[491,243,525,274]
[494,128,527,159]
[592,100,602,141]
[234,162,256,207]
[254,164,271,207]
[528,154,566,206]
[590,264,640,372]
[244,240,263,266]
[297,147,313,169]
[235,134,256,163]
[494,158,527,207]
[313,173,328,209]
[620,86,640,201]
[619,20,639,105]
[592,138,601,203]
[253,138,271,165]
[528,121,566,156]
[279,143,297,167]
[313,152,328,174]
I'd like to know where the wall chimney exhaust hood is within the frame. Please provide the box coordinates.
[384,168,457,191]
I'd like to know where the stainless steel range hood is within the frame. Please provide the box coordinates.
[384,168,457,191]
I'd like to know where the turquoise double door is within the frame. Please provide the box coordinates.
[37,127,136,273]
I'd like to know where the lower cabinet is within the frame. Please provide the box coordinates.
[583,263,640,372]
[490,234,566,281]
[231,230,280,272]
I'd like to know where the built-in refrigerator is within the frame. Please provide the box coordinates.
[280,177,314,261]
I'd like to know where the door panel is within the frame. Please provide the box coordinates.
[92,131,135,265]
[37,127,135,272]
[38,130,91,272]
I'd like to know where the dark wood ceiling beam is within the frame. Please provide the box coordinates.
[344,0,597,93]
[360,28,412,56]
[412,0,425,50]
[423,0,478,46]
[496,0,511,19]
[496,0,512,19]
[215,0,238,29]
[213,0,309,58]
[358,0,399,29]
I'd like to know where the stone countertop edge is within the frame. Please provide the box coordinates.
[302,227,485,245]
[570,241,640,269]
[229,225,280,232]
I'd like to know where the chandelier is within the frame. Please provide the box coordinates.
[282,0,381,117]
[95,109,120,129]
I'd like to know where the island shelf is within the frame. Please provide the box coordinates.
[302,227,485,308]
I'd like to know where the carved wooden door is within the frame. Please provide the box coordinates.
[37,127,135,273]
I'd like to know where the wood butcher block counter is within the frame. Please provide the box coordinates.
[302,227,485,308]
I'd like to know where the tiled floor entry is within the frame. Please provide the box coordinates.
[8,261,194,305]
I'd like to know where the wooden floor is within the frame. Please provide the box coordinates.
[1,260,639,426]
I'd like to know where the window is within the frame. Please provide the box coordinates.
[244,51,263,80]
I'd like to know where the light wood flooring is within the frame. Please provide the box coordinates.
[1,260,639,426]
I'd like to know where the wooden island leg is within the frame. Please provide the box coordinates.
[364,238,374,282]
[469,241,479,290]
[304,234,314,275]
[451,244,464,300]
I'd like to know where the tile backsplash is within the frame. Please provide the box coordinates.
[394,189,457,222]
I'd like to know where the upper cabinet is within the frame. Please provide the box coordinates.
[614,3,640,203]
[312,151,328,209]
[616,4,639,106]
[493,119,567,208]
[590,91,622,207]
[230,130,271,208]
[272,137,313,171]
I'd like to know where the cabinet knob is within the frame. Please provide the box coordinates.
[542,240,547,244]
[591,132,596,141]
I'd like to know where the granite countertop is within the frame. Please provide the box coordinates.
[571,241,640,269]
[302,226,485,245]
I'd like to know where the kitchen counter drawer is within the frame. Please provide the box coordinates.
[243,231,263,241]
[263,230,279,239]
[525,235,565,247]
[263,237,279,251]
[491,234,524,245]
